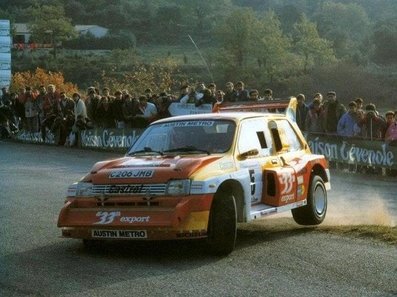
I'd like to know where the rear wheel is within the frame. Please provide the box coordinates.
[292,175,327,225]
[207,193,237,255]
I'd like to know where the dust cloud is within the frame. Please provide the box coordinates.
[324,193,396,227]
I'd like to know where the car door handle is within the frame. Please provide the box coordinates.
[271,159,278,165]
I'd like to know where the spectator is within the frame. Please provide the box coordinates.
[157,94,172,119]
[52,91,75,144]
[101,87,115,102]
[358,103,386,140]
[248,89,260,101]
[85,87,100,126]
[1,86,11,106]
[122,94,140,128]
[355,97,365,120]
[308,92,323,109]
[196,88,215,106]
[133,95,158,128]
[177,84,190,101]
[385,110,395,130]
[212,90,225,112]
[43,84,59,116]
[263,89,274,101]
[234,81,249,101]
[35,85,47,130]
[385,111,397,144]
[337,101,360,137]
[322,91,346,134]
[223,82,237,102]
[23,87,39,133]
[179,86,203,104]
[305,98,324,134]
[296,94,308,131]
[208,83,217,97]
[112,90,126,128]
[96,97,115,128]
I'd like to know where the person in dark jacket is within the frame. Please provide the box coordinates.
[322,91,346,134]
[296,94,309,131]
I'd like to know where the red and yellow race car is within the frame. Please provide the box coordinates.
[58,107,330,255]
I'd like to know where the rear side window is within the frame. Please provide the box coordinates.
[269,119,302,153]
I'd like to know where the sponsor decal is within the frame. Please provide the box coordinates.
[94,211,121,224]
[92,230,147,239]
[176,230,207,238]
[297,175,304,185]
[279,172,295,195]
[107,184,145,194]
[281,194,295,203]
[161,120,214,128]
[120,216,150,223]
[109,169,154,179]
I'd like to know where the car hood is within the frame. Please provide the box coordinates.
[85,155,223,184]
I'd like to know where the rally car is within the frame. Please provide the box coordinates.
[58,110,330,255]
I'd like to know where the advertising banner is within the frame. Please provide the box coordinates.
[0,20,10,36]
[0,36,11,53]
[307,134,397,169]
[0,52,11,69]
[80,128,144,150]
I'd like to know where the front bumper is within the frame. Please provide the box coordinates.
[58,194,213,240]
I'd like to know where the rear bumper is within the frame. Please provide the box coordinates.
[58,194,213,240]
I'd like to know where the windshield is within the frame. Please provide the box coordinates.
[127,120,236,155]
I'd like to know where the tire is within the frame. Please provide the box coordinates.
[292,175,327,225]
[207,193,237,255]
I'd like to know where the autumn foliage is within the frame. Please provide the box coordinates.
[11,68,78,94]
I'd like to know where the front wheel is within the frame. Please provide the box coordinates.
[207,193,237,255]
[292,175,327,225]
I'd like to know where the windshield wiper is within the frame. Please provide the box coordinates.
[163,146,210,155]
[128,147,163,156]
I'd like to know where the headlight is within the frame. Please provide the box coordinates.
[67,182,93,197]
[166,179,191,196]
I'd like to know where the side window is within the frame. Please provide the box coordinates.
[238,119,273,157]
[270,119,302,153]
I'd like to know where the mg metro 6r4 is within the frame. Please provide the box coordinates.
[58,112,330,255]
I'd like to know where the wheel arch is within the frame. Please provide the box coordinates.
[311,163,328,183]
[215,179,245,223]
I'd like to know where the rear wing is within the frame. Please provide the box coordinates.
[215,97,297,122]
[167,97,297,122]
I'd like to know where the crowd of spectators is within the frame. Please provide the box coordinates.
[1,81,397,147]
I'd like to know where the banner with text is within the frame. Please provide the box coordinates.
[80,128,144,150]
[307,134,396,169]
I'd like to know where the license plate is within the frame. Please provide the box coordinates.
[91,229,147,239]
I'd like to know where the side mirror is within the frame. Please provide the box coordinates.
[238,148,259,160]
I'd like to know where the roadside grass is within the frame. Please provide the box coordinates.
[317,225,397,245]
[239,217,397,245]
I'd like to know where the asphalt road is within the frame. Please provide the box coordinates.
[0,141,396,297]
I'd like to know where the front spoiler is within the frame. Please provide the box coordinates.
[58,194,213,240]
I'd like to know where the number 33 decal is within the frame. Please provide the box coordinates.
[280,172,295,194]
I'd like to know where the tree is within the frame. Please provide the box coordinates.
[371,18,397,65]
[216,8,261,68]
[293,15,336,74]
[314,2,371,59]
[256,10,291,82]
[29,4,77,58]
